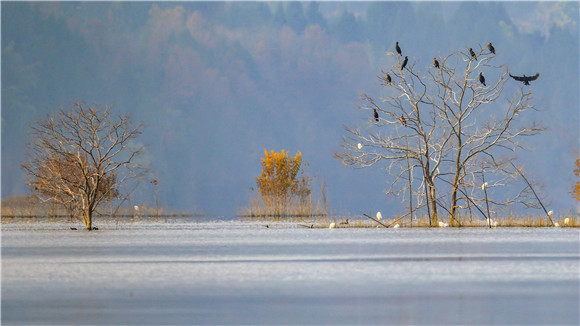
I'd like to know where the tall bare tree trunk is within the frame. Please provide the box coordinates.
[428,182,438,226]
[84,210,92,230]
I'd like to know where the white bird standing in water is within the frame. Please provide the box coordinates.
[329,222,336,229]
[438,221,449,228]
[393,224,400,228]
[486,218,498,227]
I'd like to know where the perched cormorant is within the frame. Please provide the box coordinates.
[373,109,379,122]
[487,42,495,54]
[70,227,77,230]
[401,56,409,70]
[385,72,392,84]
[509,73,540,86]
[433,57,440,69]
[469,48,477,61]
[399,114,408,127]
[395,41,402,56]
[479,72,486,86]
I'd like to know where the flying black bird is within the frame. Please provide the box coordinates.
[373,109,379,122]
[395,41,402,56]
[509,72,540,86]
[433,57,440,69]
[385,72,392,84]
[401,56,409,70]
[487,42,495,54]
[479,72,486,86]
[469,48,477,61]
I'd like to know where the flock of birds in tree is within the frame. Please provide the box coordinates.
[374,41,540,122]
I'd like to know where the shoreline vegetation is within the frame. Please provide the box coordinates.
[241,213,578,228]
[1,194,577,228]
[1,194,198,223]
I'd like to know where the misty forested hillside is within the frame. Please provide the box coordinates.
[2,2,578,215]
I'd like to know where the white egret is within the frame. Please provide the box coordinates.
[481,182,488,190]
[393,224,400,228]
[357,143,363,150]
[376,212,382,221]
[564,218,570,225]
[554,222,560,227]
[547,210,553,217]
[134,205,139,211]
[438,221,448,228]
[329,222,336,229]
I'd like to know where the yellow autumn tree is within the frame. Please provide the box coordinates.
[255,149,311,214]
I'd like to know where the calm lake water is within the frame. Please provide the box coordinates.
[2,220,579,325]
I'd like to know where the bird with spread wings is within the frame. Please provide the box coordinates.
[509,73,540,85]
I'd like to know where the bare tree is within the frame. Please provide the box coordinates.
[336,45,543,226]
[22,102,145,230]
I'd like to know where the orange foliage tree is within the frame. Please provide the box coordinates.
[256,149,311,211]
[573,158,580,201]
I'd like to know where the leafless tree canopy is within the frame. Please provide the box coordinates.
[336,45,544,226]
[22,102,145,230]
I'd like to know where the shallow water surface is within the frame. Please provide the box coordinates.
[2,221,579,325]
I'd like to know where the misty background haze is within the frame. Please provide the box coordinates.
[2,2,578,216]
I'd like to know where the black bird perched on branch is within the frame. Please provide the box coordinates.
[385,72,392,84]
[509,72,540,86]
[479,72,486,86]
[469,48,477,60]
[433,57,440,69]
[401,56,408,70]
[399,114,408,127]
[487,42,495,54]
[395,41,402,56]
[373,109,379,122]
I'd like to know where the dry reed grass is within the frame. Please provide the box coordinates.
[1,194,196,223]
[238,191,328,221]
[301,213,579,228]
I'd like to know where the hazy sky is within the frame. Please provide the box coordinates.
[2,1,579,217]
